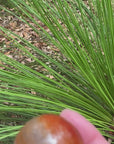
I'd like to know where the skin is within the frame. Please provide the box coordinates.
[60,109,109,144]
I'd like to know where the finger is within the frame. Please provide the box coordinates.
[60,109,109,144]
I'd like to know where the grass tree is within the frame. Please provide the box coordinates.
[0,0,114,143]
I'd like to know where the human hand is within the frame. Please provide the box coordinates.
[60,109,109,144]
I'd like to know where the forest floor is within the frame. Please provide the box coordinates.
[0,8,62,74]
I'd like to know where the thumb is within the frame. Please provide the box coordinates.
[60,109,109,144]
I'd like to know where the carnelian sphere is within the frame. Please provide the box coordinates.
[14,114,83,144]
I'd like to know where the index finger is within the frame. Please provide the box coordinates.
[60,109,109,144]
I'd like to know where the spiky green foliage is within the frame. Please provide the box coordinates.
[0,0,114,143]
[0,0,14,8]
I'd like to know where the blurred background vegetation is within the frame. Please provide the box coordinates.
[0,0,15,8]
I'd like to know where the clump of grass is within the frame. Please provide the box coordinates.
[0,0,15,8]
[0,0,114,143]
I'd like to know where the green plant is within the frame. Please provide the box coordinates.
[0,0,114,143]
[0,0,14,8]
